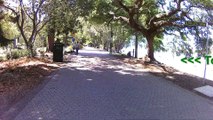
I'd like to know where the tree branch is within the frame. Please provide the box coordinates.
[149,0,183,25]
[22,5,34,21]
[37,20,49,33]
[116,0,130,13]
[35,0,45,14]
[20,7,25,30]
[2,4,18,15]
[113,15,129,23]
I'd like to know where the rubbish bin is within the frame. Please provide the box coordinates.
[53,42,64,62]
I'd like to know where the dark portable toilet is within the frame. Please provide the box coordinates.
[53,42,64,62]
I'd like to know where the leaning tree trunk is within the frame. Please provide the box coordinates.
[146,35,155,61]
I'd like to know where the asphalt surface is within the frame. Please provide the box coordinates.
[4,47,213,120]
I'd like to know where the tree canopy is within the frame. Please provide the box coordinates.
[1,0,212,60]
[91,0,213,61]
[0,0,19,46]
[2,0,94,54]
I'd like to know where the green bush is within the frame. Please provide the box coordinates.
[7,49,30,59]
[0,56,7,61]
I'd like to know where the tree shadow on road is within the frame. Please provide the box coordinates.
[3,50,213,119]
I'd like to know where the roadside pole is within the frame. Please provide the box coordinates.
[203,22,209,84]
[194,21,213,98]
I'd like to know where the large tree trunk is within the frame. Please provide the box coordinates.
[26,42,34,57]
[64,32,68,46]
[146,35,155,61]
[48,29,55,52]
[29,45,34,57]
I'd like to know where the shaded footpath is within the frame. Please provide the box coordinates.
[2,47,213,120]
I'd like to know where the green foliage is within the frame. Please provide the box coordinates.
[0,14,19,47]
[112,24,133,52]
[7,49,29,59]
[168,37,193,57]
[0,15,19,39]
[46,0,95,37]
[189,0,213,9]
[154,36,166,52]
[89,0,114,24]
[195,38,213,56]
[2,0,51,57]
[0,56,7,61]
[80,20,134,51]
[91,0,213,59]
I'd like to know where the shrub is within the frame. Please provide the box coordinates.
[0,56,7,61]
[7,49,29,59]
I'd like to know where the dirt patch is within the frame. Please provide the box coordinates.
[0,57,59,115]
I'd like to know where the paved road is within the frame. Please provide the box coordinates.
[7,47,213,119]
